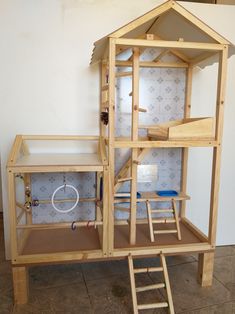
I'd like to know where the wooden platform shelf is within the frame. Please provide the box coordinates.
[146,118,215,141]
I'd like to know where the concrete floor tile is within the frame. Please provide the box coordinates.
[86,273,167,314]
[0,272,13,299]
[150,262,231,313]
[177,301,235,314]
[29,283,92,313]
[0,295,14,314]
[214,255,235,299]
[215,246,235,258]
[29,263,83,289]
[166,254,196,266]
[81,259,129,282]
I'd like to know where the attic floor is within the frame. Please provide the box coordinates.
[1,216,235,313]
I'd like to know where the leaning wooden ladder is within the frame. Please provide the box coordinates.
[146,199,181,242]
[128,253,174,313]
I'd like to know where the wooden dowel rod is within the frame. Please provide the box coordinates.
[16,221,103,230]
[117,177,132,182]
[116,71,133,78]
[36,197,97,204]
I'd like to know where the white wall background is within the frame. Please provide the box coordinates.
[0,0,235,259]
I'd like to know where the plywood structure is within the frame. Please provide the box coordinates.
[7,0,234,307]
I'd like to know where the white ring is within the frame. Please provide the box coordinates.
[51,184,79,213]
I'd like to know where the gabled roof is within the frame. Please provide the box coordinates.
[90,0,234,65]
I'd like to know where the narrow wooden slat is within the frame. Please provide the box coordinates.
[160,253,175,313]
[134,267,163,274]
[130,47,139,245]
[117,177,132,183]
[128,255,138,314]
[114,206,130,212]
[116,60,188,68]
[172,199,182,240]
[151,209,174,213]
[137,302,168,310]
[115,71,133,78]
[154,230,177,234]
[136,283,165,292]
[152,218,176,224]
[138,107,147,113]
[146,201,154,242]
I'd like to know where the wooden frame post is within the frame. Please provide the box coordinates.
[130,47,140,245]
[100,60,108,138]
[180,66,193,218]
[108,38,116,255]
[8,170,18,262]
[12,266,29,304]
[198,46,228,287]
[198,252,214,287]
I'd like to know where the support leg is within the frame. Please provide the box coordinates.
[12,266,29,304]
[197,252,214,287]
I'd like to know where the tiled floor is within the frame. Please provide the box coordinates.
[0,216,235,313]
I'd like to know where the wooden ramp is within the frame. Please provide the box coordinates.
[128,253,174,313]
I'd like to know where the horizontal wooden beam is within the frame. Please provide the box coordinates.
[116,60,188,68]
[114,140,218,148]
[8,165,104,173]
[21,135,100,141]
[115,38,224,51]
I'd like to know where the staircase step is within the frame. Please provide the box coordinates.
[137,302,168,310]
[136,283,165,292]
[152,218,176,224]
[134,267,163,274]
[154,229,177,234]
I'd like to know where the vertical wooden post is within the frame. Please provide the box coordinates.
[102,166,109,256]
[12,266,29,304]
[199,46,228,287]
[100,60,108,138]
[208,46,228,245]
[108,38,116,255]
[8,170,18,262]
[24,174,32,225]
[180,66,193,218]
[197,252,214,287]
[130,47,140,245]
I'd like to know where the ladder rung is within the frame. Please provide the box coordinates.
[117,177,132,183]
[152,218,176,224]
[134,267,163,274]
[101,85,109,91]
[151,209,173,213]
[114,193,130,197]
[138,302,168,310]
[154,229,177,234]
[115,71,133,78]
[136,283,165,293]
[138,107,147,113]
[114,206,130,212]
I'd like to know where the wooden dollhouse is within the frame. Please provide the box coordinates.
[7,1,234,312]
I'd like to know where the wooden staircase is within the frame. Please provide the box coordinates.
[146,199,181,242]
[128,253,174,313]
